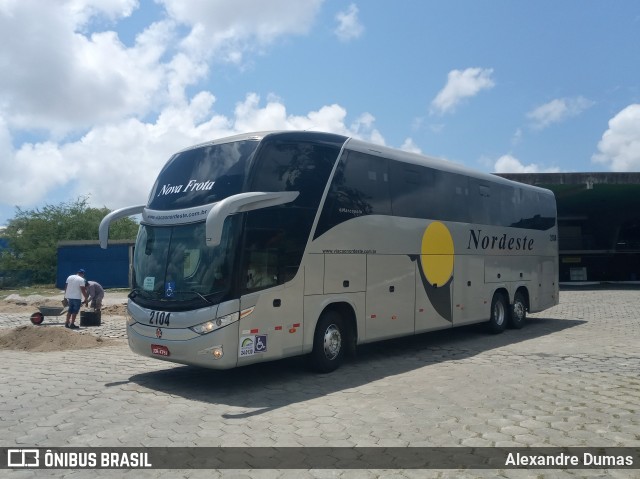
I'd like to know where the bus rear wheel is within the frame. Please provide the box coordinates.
[509,291,527,329]
[487,292,508,334]
[310,310,346,373]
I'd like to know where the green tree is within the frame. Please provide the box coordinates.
[0,197,139,284]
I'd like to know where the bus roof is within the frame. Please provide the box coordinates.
[343,137,553,196]
[176,130,553,197]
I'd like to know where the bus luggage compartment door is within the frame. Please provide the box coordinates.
[484,256,533,283]
[365,255,415,341]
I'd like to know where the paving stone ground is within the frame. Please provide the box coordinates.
[1,288,639,478]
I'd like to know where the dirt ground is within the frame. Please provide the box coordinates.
[0,292,128,352]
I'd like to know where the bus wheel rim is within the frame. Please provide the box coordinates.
[514,302,525,321]
[494,301,505,326]
[323,324,341,360]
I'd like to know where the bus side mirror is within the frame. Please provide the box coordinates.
[99,205,145,249]
[205,191,299,247]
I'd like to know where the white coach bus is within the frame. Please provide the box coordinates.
[100,131,558,372]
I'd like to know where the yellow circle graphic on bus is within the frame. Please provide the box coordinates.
[420,221,454,287]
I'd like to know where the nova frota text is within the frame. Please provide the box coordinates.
[467,229,534,251]
[158,179,214,196]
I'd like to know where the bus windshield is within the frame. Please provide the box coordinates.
[131,217,238,309]
[148,139,259,211]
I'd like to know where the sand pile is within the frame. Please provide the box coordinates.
[0,325,115,352]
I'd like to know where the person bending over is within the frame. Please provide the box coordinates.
[85,280,104,311]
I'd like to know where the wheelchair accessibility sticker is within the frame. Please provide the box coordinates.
[239,335,267,357]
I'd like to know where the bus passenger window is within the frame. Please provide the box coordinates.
[315,150,391,237]
[242,225,284,292]
[246,250,278,290]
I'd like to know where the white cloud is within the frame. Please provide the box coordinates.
[232,93,361,136]
[0,115,70,204]
[493,154,560,174]
[527,96,594,130]
[68,0,139,25]
[511,128,523,146]
[431,67,495,114]
[0,93,384,212]
[592,104,640,171]
[0,0,387,219]
[0,0,325,134]
[400,138,422,154]
[160,0,324,62]
[334,4,364,42]
[0,1,177,133]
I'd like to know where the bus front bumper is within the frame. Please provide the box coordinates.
[126,322,239,369]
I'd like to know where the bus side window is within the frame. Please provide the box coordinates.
[241,207,314,293]
[469,181,491,225]
[389,161,470,223]
[243,226,281,292]
[315,150,391,237]
[446,173,470,223]
[250,140,337,209]
[389,162,426,218]
[338,150,391,216]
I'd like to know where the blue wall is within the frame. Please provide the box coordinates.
[57,242,132,289]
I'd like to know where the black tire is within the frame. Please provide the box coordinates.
[509,291,527,329]
[30,312,44,325]
[310,310,346,373]
[487,292,508,334]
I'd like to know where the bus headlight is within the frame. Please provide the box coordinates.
[190,312,239,335]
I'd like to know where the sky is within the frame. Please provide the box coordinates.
[1,0,639,227]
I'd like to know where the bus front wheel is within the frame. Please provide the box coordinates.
[487,292,508,334]
[310,310,345,373]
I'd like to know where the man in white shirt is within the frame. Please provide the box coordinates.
[64,269,88,329]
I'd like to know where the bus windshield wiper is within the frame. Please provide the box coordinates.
[129,288,163,300]
[172,290,215,304]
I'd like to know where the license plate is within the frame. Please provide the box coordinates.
[151,344,170,357]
